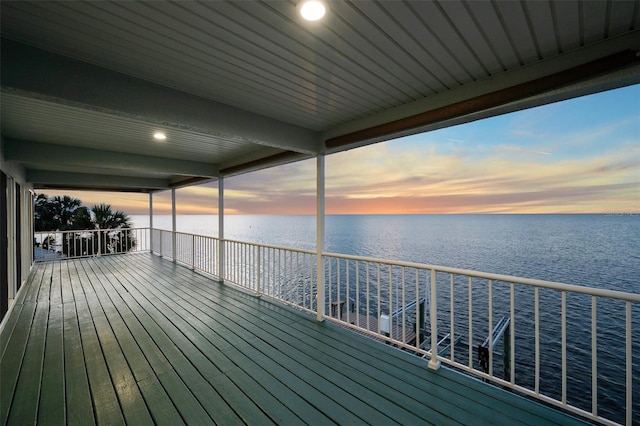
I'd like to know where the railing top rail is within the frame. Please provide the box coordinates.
[223,237,317,255]
[151,228,316,255]
[145,228,640,303]
[323,251,640,303]
[36,227,150,232]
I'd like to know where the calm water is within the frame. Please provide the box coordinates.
[132,214,639,422]
[134,214,639,293]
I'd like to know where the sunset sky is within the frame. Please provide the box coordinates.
[44,84,639,215]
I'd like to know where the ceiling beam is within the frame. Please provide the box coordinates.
[26,169,169,191]
[324,32,640,151]
[1,38,321,155]
[4,139,219,178]
[326,49,640,150]
[220,151,310,177]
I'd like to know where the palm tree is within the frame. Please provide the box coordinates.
[35,195,137,257]
[90,204,136,254]
[34,193,86,231]
[34,193,55,232]
[35,193,86,254]
[91,204,132,229]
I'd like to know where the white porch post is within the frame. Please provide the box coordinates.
[316,155,325,322]
[171,188,176,262]
[218,178,225,283]
[149,193,153,253]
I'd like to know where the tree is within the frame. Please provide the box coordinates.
[34,193,86,232]
[89,204,136,255]
[34,193,55,232]
[91,204,132,229]
[35,194,136,257]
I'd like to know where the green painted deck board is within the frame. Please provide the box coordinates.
[38,302,65,425]
[113,265,340,425]
[109,256,369,425]
[82,263,185,426]
[75,296,126,425]
[63,301,95,425]
[129,259,428,425]
[0,253,590,426]
[89,262,255,424]
[0,300,37,424]
[131,257,481,425]
[119,259,333,425]
[106,269,269,426]
[6,301,48,425]
[119,293,212,425]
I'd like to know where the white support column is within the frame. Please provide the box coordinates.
[149,193,153,253]
[171,188,177,262]
[218,178,225,283]
[316,155,325,322]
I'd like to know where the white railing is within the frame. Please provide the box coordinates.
[34,228,150,260]
[216,236,639,426]
[222,239,318,313]
[320,252,639,426]
[35,227,638,425]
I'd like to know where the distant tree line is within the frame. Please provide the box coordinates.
[34,194,135,256]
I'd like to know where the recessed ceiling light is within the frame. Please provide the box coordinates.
[153,132,167,141]
[298,0,326,21]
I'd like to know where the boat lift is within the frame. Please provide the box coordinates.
[478,316,511,381]
[379,297,426,340]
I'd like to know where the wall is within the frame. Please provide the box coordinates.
[0,136,34,323]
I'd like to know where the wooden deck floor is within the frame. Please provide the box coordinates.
[1,253,587,425]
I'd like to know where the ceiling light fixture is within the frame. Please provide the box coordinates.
[298,0,326,21]
[153,132,167,141]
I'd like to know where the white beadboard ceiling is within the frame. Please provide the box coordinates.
[1,0,639,191]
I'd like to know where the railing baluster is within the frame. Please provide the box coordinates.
[355,260,359,327]
[469,276,473,369]
[510,282,515,385]
[256,246,261,296]
[346,259,350,323]
[450,274,454,362]
[488,279,493,378]
[377,263,381,337]
[428,268,440,370]
[366,262,371,333]
[625,301,632,426]
[417,269,421,351]
[401,267,406,344]
[562,291,567,406]
[535,287,540,394]
[308,255,312,312]
[591,296,597,417]
[328,257,332,314]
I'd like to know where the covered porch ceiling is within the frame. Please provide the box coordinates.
[1,0,639,192]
